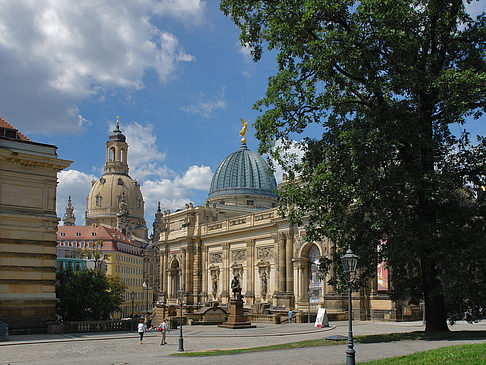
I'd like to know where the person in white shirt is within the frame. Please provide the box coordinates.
[137,319,146,344]
[159,319,168,345]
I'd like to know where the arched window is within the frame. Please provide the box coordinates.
[109,147,115,161]
[307,244,322,304]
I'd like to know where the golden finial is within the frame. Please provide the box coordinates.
[116,115,120,128]
[240,118,249,144]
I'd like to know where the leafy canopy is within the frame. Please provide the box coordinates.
[56,270,126,321]
[221,0,486,331]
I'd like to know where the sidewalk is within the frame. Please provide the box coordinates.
[1,320,485,364]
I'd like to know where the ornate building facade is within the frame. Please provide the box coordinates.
[155,134,413,321]
[0,118,71,333]
[85,117,148,241]
[83,119,158,303]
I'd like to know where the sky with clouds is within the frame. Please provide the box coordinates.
[1,1,484,232]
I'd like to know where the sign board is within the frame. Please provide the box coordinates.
[315,308,329,327]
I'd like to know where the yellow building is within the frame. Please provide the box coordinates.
[0,117,71,333]
[57,224,152,318]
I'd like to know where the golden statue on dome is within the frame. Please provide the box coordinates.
[240,118,249,144]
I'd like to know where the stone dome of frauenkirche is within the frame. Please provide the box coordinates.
[207,141,277,209]
[85,118,147,241]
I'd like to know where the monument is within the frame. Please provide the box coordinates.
[218,276,256,329]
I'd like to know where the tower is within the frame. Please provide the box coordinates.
[85,117,148,241]
[62,196,76,226]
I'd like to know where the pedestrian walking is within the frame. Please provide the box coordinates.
[137,319,146,344]
[288,309,293,324]
[159,319,168,345]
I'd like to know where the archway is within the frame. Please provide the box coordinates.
[307,244,322,308]
[169,259,181,299]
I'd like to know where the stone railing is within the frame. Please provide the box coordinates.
[0,320,8,341]
[47,319,137,334]
[201,210,276,235]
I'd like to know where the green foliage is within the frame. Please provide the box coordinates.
[221,0,486,331]
[56,270,126,321]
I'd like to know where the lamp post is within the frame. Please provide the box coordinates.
[142,282,148,313]
[177,289,185,352]
[341,247,359,365]
[307,288,312,323]
[130,291,136,317]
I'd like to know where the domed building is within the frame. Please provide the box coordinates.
[152,124,412,325]
[207,141,277,209]
[85,119,148,241]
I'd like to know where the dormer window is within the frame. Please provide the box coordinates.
[75,232,81,237]
[60,232,65,237]
[91,232,96,236]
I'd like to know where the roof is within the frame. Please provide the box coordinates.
[0,117,31,141]
[57,225,142,249]
[208,142,277,199]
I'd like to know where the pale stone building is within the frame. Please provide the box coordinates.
[83,119,158,303]
[155,136,412,321]
[0,118,71,333]
[85,118,148,241]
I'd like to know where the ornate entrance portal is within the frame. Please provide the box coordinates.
[308,244,322,309]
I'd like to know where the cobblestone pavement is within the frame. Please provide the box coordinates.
[1,321,485,365]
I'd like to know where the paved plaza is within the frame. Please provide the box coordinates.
[1,320,485,365]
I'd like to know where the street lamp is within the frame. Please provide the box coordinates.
[341,247,359,365]
[130,291,136,317]
[142,282,149,313]
[307,288,312,323]
[177,288,185,352]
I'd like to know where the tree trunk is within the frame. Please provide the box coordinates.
[422,258,449,333]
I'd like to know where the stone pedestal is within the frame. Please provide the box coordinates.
[218,299,256,329]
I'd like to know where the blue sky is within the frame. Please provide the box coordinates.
[0,1,484,231]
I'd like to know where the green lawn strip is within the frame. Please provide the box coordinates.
[358,343,486,365]
[170,331,486,358]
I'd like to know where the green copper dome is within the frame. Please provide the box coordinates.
[208,142,277,200]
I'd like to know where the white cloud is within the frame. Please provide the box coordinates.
[121,121,169,181]
[179,165,212,189]
[57,169,98,224]
[58,120,213,228]
[141,164,212,223]
[181,87,226,118]
[0,0,202,134]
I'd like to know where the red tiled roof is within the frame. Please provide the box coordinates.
[0,117,31,141]
[57,225,141,248]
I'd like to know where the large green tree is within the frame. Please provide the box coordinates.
[221,0,486,332]
[56,270,125,321]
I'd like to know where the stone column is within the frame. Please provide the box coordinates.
[222,243,230,301]
[182,248,187,291]
[192,240,202,303]
[202,245,208,299]
[185,244,193,303]
[278,232,286,293]
[285,231,294,293]
[245,239,255,302]
[163,250,169,299]
[272,234,279,295]
[159,250,165,296]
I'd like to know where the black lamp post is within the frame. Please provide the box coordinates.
[341,247,359,365]
[130,291,136,317]
[177,289,185,352]
[143,282,148,313]
[307,288,312,323]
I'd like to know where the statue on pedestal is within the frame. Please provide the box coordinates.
[231,275,242,300]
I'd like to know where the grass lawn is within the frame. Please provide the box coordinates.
[360,343,486,364]
[170,331,486,358]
